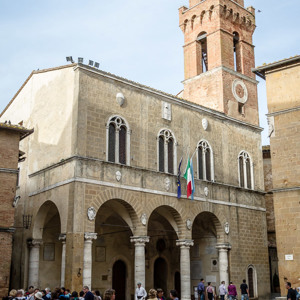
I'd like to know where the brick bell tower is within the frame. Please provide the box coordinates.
[179,0,258,125]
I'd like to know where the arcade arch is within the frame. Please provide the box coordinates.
[91,199,137,300]
[146,205,184,297]
[29,201,62,288]
[191,212,230,289]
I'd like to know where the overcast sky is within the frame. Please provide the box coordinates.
[0,0,299,145]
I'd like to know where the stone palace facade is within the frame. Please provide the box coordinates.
[1,0,270,299]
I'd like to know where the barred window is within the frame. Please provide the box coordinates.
[157,129,176,174]
[197,140,214,181]
[106,116,130,165]
[238,151,253,189]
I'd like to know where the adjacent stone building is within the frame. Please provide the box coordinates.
[0,122,33,299]
[262,146,280,294]
[1,1,270,299]
[254,55,300,295]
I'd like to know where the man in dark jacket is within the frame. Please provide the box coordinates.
[83,287,94,300]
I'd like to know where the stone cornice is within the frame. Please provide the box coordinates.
[182,65,258,86]
[180,1,254,18]
[0,168,18,174]
[266,106,300,117]
[27,156,265,196]
[272,186,300,193]
[28,175,266,212]
[0,227,15,233]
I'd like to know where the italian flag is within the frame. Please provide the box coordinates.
[184,157,195,199]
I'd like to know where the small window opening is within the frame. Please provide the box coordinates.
[197,32,208,73]
[233,32,241,72]
[238,103,245,115]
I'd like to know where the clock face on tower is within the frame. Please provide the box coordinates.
[232,79,248,103]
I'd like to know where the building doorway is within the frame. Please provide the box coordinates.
[113,260,126,300]
[154,257,168,293]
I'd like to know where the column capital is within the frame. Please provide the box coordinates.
[216,243,231,250]
[130,236,150,245]
[176,239,194,248]
[27,239,43,248]
[84,232,97,240]
[59,233,66,241]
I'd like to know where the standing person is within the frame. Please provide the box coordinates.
[103,289,115,300]
[83,287,94,300]
[78,291,85,300]
[286,282,297,300]
[206,282,215,300]
[95,291,102,300]
[219,281,227,300]
[148,289,158,300]
[228,282,237,300]
[26,287,34,299]
[240,280,249,300]
[16,290,26,300]
[70,291,79,300]
[45,289,51,300]
[135,283,147,300]
[157,289,166,300]
[8,290,17,300]
[34,293,43,300]
[197,279,205,300]
[169,290,179,300]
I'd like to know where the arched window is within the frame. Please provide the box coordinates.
[157,129,177,174]
[246,265,258,298]
[233,32,241,72]
[238,151,254,189]
[197,140,214,181]
[197,32,208,74]
[106,116,130,165]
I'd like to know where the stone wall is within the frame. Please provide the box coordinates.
[0,129,21,298]
[264,59,300,293]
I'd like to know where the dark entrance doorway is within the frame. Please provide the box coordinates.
[112,260,126,300]
[248,268,254,298]
[154,257,167,294]
[174,271,181,298]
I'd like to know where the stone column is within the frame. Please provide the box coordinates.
[130,236,149,287]
[216,243,231,286]
[59,234,66,287]
[176,239,194,300]
[28,239,43,287]
[83,233,97,288]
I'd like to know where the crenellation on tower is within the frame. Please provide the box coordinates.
[179,0,259,125]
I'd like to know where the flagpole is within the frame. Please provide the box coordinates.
[191,146,197,160]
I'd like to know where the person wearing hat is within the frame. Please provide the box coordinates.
[135,283,147,300]
[34,292,43,300]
